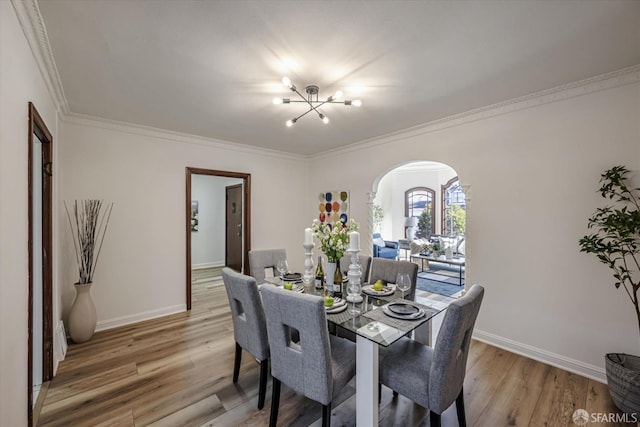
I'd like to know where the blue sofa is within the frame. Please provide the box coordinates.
[372,233,399,260]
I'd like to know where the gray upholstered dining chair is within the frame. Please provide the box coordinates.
[221,267,270,410]
[378,284,485,427]
[369,258,419,300]
[340,254,372,284]
[260,285,357,427]
[248,248,287,284]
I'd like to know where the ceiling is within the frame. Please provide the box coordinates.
[37,0,640,156]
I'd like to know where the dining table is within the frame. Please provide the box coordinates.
[264,275,446,426]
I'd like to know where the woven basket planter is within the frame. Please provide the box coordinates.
[606,353,640,415]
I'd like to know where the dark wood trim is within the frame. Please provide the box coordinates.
[27,102,54,427]
[441,176,459,235]
[185,168,251,310]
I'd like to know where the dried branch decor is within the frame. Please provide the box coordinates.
[64,200,114,284]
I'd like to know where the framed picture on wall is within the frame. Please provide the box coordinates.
[318,191,349,226]
[191,200,199,232]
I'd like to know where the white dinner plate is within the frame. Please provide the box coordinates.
[362,285,395,296]
[325,303,347,314]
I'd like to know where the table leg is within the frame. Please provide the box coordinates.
[414,321,432,346]
[356,335,379,426]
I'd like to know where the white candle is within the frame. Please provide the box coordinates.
[349,231,360,251]
[305,228,313,244]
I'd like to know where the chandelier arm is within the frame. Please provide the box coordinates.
[293,108,315,122]
[291,86,323,117]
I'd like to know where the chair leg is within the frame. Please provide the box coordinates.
[257,359,268,410]
[322,402,332,427]
[233,342,242,383]
[430,411,441,427]
[455,388,467,427]
[269,378,281,427]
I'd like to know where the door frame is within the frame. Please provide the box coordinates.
[185,167,251,310]
[27,102,53,426]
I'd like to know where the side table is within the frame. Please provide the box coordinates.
[398,239,411,260]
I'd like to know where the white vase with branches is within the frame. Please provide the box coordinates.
[65,200,113,343]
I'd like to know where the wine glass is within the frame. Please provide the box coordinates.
[396,273,411,300]
[347,281,361,315]
[276,259,288,279]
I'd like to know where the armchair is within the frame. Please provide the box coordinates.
[372,233,399,260]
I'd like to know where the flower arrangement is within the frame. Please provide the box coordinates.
[311,218,359,262]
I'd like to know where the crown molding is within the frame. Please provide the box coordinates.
[11,0,69,114]
[312,64,640,160]
[62,113,308,161]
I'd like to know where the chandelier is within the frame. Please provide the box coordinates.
[273,77,362,127]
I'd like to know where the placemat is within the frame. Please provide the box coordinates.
[326,307,361,324]
[362,303,438,333]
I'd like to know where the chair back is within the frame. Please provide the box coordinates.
[369,258,418,300]
[341,254,372,284]
[429,284,484,413]
[260,285,333,405]
[248,248,287,283]
[221,268,269,361]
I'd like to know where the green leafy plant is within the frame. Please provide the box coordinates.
[579,166,640,335]
[372,204,384,231]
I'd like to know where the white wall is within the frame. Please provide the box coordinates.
[0,2,59,425]
[310,77,640,380]
[191,174,242,269]
[58,116,311,330]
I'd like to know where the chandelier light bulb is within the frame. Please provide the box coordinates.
[286,118,296,127]
[333,90,343,100]
[273,97,283,105]
[282,76,295,90]
[320,114,330,124]
[352,99,362,107]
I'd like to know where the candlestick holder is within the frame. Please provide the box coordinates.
[302,242,315,286]
[346,248,363,303]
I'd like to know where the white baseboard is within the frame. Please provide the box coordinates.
[473,329,606,383]
[95,304,186,332]
[192,261,224,270]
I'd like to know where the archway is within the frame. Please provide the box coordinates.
[370,161,468,296]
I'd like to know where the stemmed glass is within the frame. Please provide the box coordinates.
[276,259,288,279]
[347,281,361,315]
[396,273,411,300]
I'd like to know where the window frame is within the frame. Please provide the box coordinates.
[404,186,435,237]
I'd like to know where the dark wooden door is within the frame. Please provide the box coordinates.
[225,184,243,272]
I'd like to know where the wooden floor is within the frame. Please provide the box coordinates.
[37,274,628,426]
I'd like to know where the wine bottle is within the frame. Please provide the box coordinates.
[333,259,343,298]
[315,256,325,291]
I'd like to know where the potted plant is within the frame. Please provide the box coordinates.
[64,199,113,343]
[579,165,640,415]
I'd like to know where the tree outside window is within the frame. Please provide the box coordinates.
[442,178,466,236]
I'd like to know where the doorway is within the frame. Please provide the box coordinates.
[185,168,251,310]
[28,103,53,426]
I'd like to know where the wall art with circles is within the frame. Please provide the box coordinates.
[318,191,349,227]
